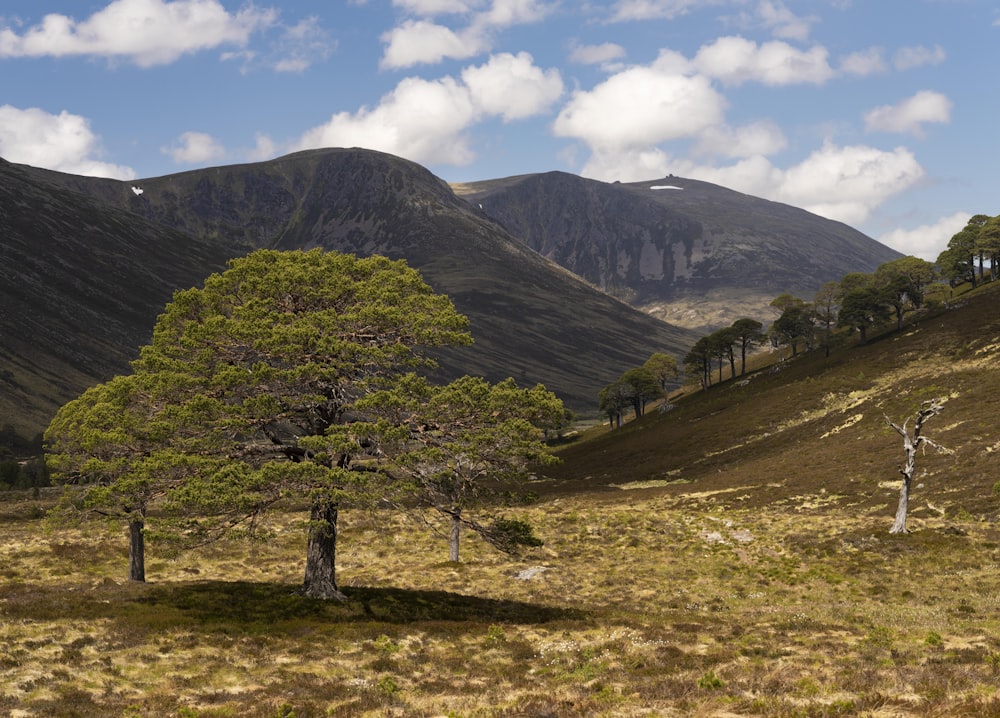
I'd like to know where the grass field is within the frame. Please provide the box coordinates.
[1,282,999,717]
[1,486,999,717]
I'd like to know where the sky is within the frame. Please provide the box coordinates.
[1,1,998,262]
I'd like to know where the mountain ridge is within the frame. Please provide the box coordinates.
[454,171,902,330]
[1,150,696,435]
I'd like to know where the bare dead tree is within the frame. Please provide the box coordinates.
[884,398,950,534]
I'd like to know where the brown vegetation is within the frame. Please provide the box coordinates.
[1,282,999,716]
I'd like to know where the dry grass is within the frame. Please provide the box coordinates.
[1,484,1000,717]
[2,282,1000,717]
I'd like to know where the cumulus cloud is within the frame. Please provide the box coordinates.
[162,131,226,164]
[864,90,952,137]
[579,142,925,227]
[608,0,705,22]
[755,0,816,42]
[878,211,969,261]
[552,60,726,152]
[0,0,277,67]
[692,120,787,159]
[380,0,552,68]
[392,0,472,13]
[380,20,483,68]
[462,52,563,120]
[693,36,834,86]
[568,42,626,65]
[839,47,887,76]
[893,44,946,71]
[774,143,925,224]
[296,76,479,165]
[298,51,562,165]
[0,105,135,178]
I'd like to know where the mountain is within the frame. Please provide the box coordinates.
[0,158,241,437]
[0,150,696,436]
[453,172,902,331]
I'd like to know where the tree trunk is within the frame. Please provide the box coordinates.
[302,501,347,600]
[128,517,145,582]
[890,474,911,534]
[449,510,461,562]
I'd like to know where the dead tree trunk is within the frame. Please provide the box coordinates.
[302,500,347,600]
[884,398,947,534]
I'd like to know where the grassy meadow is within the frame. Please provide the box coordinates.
[2,282,1000,717]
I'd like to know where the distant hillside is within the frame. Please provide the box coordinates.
[0,158,240,436]
[455,172,902,331]
[1,151,696,435]
[543,281,1000,521]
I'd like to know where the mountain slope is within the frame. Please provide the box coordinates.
[454,172,902,330]
[0,158,243,436]
[2,150,696,434]
[542,281,1000,522]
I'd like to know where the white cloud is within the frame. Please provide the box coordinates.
[568,42,625,65]
[608,0,705,22]
[754,1,817,42]
[270,16,333,73]
[245,133,278,162]
[693,36,834,86]
[877,211,969,261]
[380,19,482,68]
[578,142,925,227]
[893,44,945,71]
[380,0,552,68]
[295,76,479,165]
[479,0,552,27]
[577,147,674,182]
[552,59,726,152]
[0,0,277,67]
[774,143,925,224]
[392,0,473,13]
[0,105,135,178]
[693,120,787,159]
[461,51,563,121]
[297,51,562,166]
[864,90,952,137]
[162,131,226,164]
[839,47,887,76]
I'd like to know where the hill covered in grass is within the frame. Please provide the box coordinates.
[542,279,1000,524]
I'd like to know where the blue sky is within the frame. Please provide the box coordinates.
[1,1,997,261]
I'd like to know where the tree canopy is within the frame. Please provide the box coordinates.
[46,249,564,597]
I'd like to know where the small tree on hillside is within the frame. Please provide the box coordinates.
[813,282,840,357]
[730,318,765,375]
[884,398,950,534]
[620,366,664,418]
[837,287,889,345]
[874,256,936,330]
[772,303,814,356]
[684,336,714,391]
[708,327,738,382]
[599,380,631,428]
[643,353,679,393]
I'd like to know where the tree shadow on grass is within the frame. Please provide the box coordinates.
[128,580,583,632]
